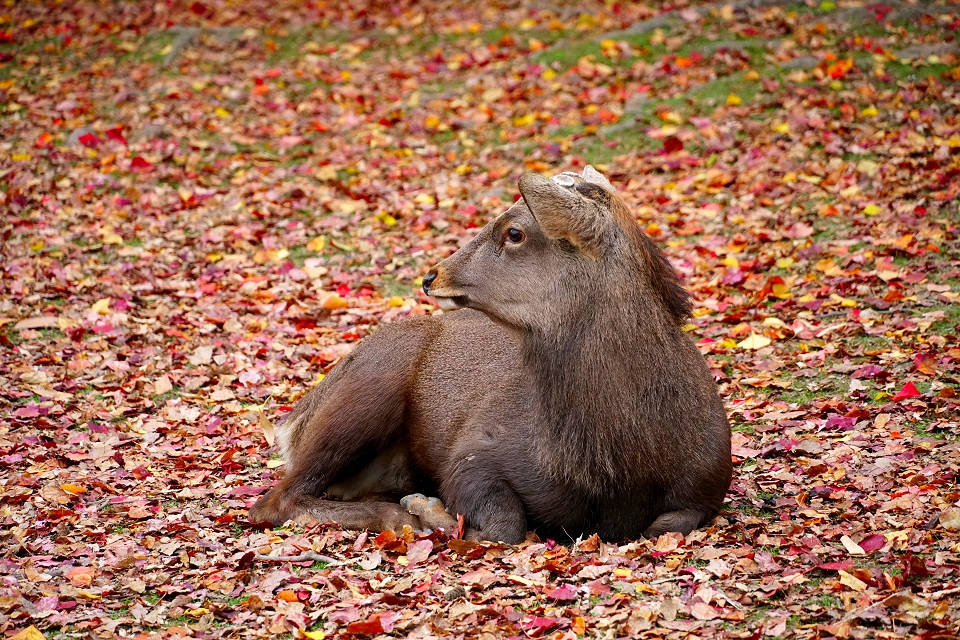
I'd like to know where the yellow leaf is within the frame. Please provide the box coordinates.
[306,236,326,252]
[829,80,843,90]
[302,631,326,640]
[185,607,211,617]
[771,122,790,134]
[661,110,683,125]
[776,257,794,269]
[388,296,404,307]
[256,410,275,447]
[10,626,46,640]
[737,334,771,350]
[726,93,742,106]
[91,298,111,315]
[407,91,420,107]
[863,204,881,216]
[861,105,878,117]
[838,570,867,592]
[745,69,760,81]
[102,231,123,245]
[215,107,230,118]
[12,153,31,161]
[542,68,556,80]
[513,113,536,127]
[722,256,739,268]
[376,211,397,226]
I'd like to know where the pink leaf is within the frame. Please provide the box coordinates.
[545,583,578,601]
[406,539,433,565]
[858,534,885,553]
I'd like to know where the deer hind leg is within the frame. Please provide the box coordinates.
[250,325,433,527]
[642,509,709,538]
[287,496,422,532]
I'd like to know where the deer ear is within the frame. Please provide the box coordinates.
[582,165,614,191]
[518,172,607,253]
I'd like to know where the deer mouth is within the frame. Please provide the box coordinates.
[433,295,468,311]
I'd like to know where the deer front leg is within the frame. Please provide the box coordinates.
[643,508,710,538]
[442,459,527,544]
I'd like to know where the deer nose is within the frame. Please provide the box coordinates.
[422,271,437,294]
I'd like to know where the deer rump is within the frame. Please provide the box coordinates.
[249,167,732,543]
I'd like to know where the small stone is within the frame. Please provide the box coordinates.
[443,586,466,601]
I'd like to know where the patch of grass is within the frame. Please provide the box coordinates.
[34,328,66,340]
[534,39,604,69]
[380,276,417,299]
[288,245,319,267]
[917,304,960,336]
[690,71,760,107]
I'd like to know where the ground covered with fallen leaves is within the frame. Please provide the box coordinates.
[3,0,960,638]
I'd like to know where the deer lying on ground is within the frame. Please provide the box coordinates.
[249,166,732,543]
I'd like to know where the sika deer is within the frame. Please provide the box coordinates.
[249,166,732,542]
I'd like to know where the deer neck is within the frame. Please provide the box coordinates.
[522,286,677,492]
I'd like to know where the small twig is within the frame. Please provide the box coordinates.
[255,551,342,565]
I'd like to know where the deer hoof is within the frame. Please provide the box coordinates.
[401,493,458,533]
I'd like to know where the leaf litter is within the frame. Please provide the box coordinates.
[1,0,960,638]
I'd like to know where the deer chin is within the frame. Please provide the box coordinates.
[432,295,468,311]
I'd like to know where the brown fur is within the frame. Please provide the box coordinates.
[249,167,732,543]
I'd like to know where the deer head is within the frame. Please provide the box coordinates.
[422,166,686,333]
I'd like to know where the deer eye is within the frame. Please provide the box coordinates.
[505,228,525,244]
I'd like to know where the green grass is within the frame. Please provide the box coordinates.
[534,39,605,69]
[288,245,320,266]
[918,304,960,336]
[380,275,418,299]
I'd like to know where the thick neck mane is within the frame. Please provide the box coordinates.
[525,195,692,493]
